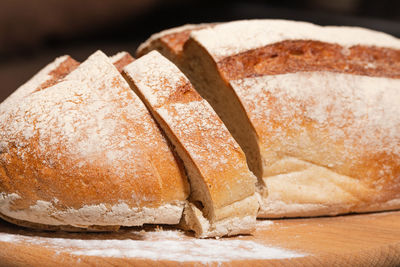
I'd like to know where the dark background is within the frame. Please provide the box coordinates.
[0,0,399,102]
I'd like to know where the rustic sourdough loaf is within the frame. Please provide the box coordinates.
[122,51,258,238]
[2,19,399,236]
[0,50,190,231]
[138,19,400,217]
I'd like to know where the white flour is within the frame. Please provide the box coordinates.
[0,227,305,262]
[192,19,400,59]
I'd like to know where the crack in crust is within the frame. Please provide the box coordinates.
[217,40,400,81]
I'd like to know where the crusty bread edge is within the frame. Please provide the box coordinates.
[0,193,185,231]
[137,23,213,56]
[0,212,120,232]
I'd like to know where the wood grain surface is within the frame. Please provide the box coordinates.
[0,211,399,266]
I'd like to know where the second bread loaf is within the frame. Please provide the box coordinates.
[138,19,400,218]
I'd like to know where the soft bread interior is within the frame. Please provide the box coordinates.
[260,157,371,217]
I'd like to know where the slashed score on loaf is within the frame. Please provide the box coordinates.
[138,19,400,217]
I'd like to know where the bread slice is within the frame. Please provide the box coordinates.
[138,19,400,217]
[0,51,189,230]
[122,51,258,237]
[137,23,213,63]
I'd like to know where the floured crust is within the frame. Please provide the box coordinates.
[1,55,79,108]
[190,19,400,60]
[0,51,189,229]
[137,19,400,63]
[231,72,400,216]
[232,72,400,183]
[122,51,258,237]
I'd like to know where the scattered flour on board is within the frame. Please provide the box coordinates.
[256,219,274,227]
[0,227,306,262]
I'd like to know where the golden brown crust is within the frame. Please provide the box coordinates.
[160,30,194,54]
[217,41,400,80]
[137,24,215,58]
[142,31,400,80]
[112,53,135,72]
[1,56,79,108]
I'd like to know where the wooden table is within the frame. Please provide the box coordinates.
[0,211,399,266]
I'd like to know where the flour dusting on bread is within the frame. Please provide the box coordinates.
[192,20,400,59]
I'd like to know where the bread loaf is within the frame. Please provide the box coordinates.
[0,51,189,231]
[1,19,399,237]
[138,19,400,217]
[122,51,258,237]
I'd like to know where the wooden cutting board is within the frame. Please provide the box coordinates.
[0,211,399,266]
